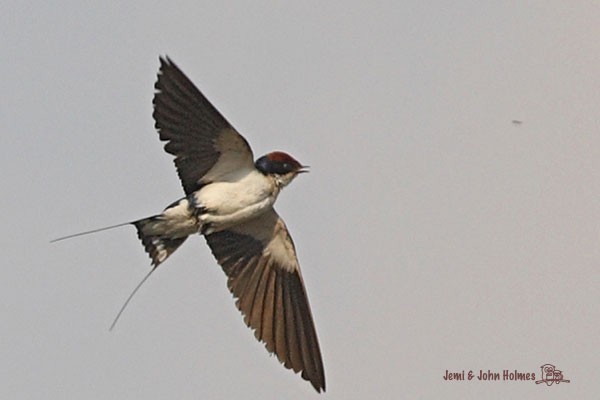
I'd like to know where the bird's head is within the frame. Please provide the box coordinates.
[255,151,308,187]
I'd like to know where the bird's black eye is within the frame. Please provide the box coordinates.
[273,162,296,174]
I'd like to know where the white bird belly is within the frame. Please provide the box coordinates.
[193,170,278,232]
[139,198,199,238]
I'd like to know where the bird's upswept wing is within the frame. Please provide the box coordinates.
[153,57,254,194]
[204,209,326,392]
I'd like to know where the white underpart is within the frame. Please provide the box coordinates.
[141,198,199,237]
[146,169,281,238]
[152,238,169,263]
[193,169,280,233]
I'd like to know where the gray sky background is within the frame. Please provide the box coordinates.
[3,2,599,399]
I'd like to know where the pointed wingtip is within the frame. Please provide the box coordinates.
[309,377,326,393]
[158,55,177,70]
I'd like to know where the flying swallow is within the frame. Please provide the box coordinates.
[53,57,325,392]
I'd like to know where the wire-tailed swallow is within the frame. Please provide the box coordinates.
[53,57,325,392]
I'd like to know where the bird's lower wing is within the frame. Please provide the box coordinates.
[204,209,325,392]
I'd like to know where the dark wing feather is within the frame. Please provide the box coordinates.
[204,209,325,392]
[153,57,253,194]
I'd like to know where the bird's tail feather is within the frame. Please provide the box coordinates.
[50,222,132,243]
[133,217,188,267]
[108,220,188,330]
[52,214,190,330]
[52,216,188,268]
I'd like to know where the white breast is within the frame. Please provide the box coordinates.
[193,170,280,231]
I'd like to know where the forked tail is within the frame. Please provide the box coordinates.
[52,215,191,329]
[50,222,132,243]
[132,217,188,267]
[52,216,188,268]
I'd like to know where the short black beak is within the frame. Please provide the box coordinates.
[298,165,310,174]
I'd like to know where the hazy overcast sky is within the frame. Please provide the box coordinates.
[3,1,599,399]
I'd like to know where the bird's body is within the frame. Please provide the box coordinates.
[142,168,279,238]
[193,167,281,233]
[135,161,288,265]
[54,57,325,392]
